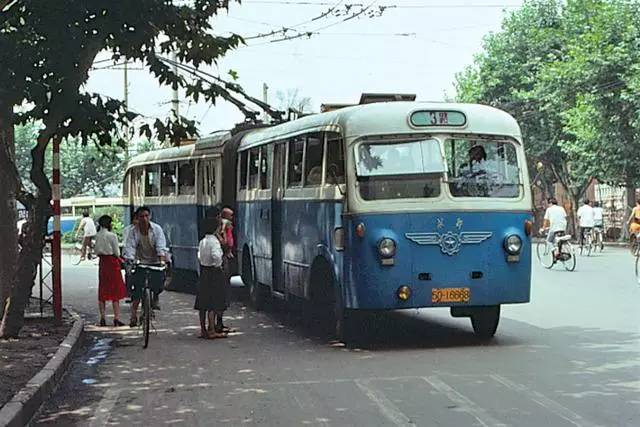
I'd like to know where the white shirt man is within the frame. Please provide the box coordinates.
[543,200,568,243]
[78,215,97,237]
[577,202,595,228]
[593,204,604,227]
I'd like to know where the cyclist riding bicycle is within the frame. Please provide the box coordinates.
[123,206,168,328]
[76,211,97,261]
[540,197,568,259]
[592,201,604,243]
[577,199,595,248]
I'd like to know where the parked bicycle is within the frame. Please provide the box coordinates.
[131,262,166,349]
[536,230,576,271]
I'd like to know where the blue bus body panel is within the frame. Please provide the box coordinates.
[343,211,532,310]
[237,199,344,297]
[139,204,201,273]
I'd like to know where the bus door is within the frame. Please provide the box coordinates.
[271,143,286,293]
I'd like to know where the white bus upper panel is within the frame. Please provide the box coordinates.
[238,102,522,151]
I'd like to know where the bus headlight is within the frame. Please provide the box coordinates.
[378,238,396,258]
[504,235,522,255]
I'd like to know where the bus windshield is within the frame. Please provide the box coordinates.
[355,139,445,200]
[445,138,521,198]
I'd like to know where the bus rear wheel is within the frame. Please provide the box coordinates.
[470,305,500,339]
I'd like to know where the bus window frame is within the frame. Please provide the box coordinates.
[160,162,178,197]
[238,150,249,191]
[287,135,306,188]
[144,164,161,197]
[177,160,196,196]
[303,132,324,188]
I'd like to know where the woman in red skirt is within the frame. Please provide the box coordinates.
[94,215,127,327]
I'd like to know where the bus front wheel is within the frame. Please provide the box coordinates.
[470,305,500,339]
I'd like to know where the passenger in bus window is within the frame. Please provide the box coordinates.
[195,217,228,339]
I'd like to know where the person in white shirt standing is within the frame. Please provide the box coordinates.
[577,199,595,248]
[194,217,228,339]
[76,211,97,261]
[541,198,568,258]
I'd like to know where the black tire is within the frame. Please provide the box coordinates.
[635,255,639,282]
[563,243,577,272]
[470,305,500,339]
[142,288,151,349]
[243,250,266,310]
[630,235,638,256]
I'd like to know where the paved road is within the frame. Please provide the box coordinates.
[33,249,640,426]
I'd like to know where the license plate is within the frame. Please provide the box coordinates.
[432,287,470,303]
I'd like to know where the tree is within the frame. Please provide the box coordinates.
[0,0,247,338]
[15,123,127,197]
[276,88,313,114]
[454,0,640,230]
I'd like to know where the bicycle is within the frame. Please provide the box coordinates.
[536,230,576,271]
[73,236,95,265]
[592,225,605,252]
[131,262,166,349]
[579,227,594,256]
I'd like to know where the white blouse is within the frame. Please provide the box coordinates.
[94,229,120,257]
[197,234,223,267]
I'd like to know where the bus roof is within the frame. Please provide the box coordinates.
[239,102,521,151]
[126,131,233,170]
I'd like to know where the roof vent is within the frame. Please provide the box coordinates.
[359,93,416,104]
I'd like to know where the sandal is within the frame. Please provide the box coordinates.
[207,331,228,339]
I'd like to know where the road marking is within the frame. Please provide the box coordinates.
[490,375,599,427]
[423,376,508,427]
[89,387,121,427]
[354,379,416,427]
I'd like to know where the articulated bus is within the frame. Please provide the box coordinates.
[235,102,532,340]
[124,101,532,340]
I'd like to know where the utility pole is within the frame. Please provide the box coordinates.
[171,53,180,120]
[123,60,130,161]
[262,83,269,124]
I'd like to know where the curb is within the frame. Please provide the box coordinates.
[0,307,84,427]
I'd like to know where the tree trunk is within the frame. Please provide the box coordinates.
[0,99,17,320]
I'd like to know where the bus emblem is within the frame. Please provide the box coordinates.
[405,230,493,256]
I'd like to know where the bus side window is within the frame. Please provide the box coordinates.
[238,151,248,190]
[288,137,304,187]
[178,161,195,195]
[160,162,177,196]
[249,149,260,189]
[145,165,160,197]
[132,167,143,198]
[325,133,345,184]
[260,145,271,189]
[123,171,130,198]
[305,133,323,186]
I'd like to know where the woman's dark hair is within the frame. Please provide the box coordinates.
[202,217,220,235]
[98,215,112,230]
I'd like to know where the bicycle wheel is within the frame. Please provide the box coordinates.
[587,235,593,257]
[536,241,554,269]
[142,288,151,349]
[562,243,577,271]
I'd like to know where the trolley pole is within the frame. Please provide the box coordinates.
[52,135,62,324]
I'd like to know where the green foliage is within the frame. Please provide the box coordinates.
[94,206,125,240]
[455,0,640,202]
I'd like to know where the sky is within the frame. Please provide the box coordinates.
[87,0,525,136]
